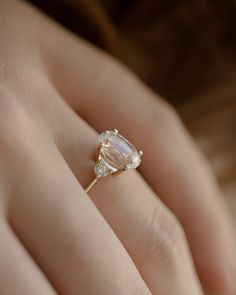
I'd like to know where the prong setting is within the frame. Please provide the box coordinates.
[100,140,111,148]
[86,130,143,193]
[138,150,143,156]
[124,164,129,170]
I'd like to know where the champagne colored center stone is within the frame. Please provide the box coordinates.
[99,131,141,171]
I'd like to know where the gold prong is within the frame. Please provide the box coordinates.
[97,153,102,161]
[138,150,143,156]
[100,140,111,148]
[123,164,129,170]
[113,128,118,133]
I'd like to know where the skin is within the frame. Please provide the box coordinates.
[0,0,235,294]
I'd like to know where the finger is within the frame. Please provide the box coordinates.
[0,94,150,295]
[0,219,56,295]
[49,36,236,294]
[83,76,236,294]
[84,74,236,293]
[81,71,236,294]
[0,1,233,291]
[48,102,203,295]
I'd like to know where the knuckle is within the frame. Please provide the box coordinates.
[130,284,151,295]
[0,87,32,150]
[126,276,151,295]
[145,205,187,271]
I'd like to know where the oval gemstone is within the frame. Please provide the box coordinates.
[98,130,141,172]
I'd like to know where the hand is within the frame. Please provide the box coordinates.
[0,1,235,294]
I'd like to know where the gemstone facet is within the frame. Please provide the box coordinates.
[94,163,109,178]
[97,130,141,174]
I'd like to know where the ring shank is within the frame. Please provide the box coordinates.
[85,178,98,193]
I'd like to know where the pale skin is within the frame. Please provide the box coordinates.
[0,1,235,294]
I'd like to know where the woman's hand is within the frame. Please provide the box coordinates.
[0,1,235,294]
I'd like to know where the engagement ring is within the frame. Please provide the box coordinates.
[85,129,143,193]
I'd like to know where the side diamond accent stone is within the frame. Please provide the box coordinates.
[94,163,109,178]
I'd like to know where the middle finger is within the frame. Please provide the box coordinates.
[51,99,203,295]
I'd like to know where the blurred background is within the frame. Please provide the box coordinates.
[29,0,236,223]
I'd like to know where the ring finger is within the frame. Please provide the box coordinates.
[49,97,203,295]
[1,95,150,295]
